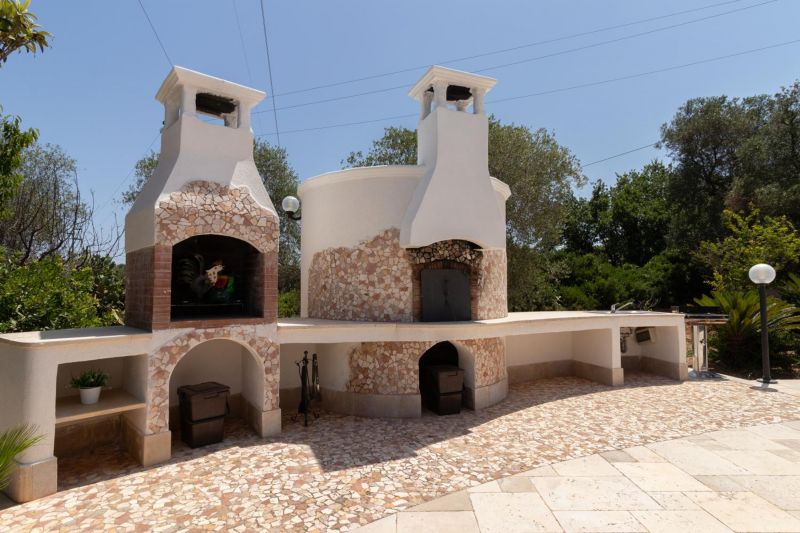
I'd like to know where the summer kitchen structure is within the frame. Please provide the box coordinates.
[0,66,687,503]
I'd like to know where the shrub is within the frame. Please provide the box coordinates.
[278,289,300,318]
[696,290,800,369]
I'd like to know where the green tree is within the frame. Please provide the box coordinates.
[698,209,800,292]
[0,0,51,65]
[344,126,416,167]
[0,143,98,265]
[599,162,671,266]
[0,108,37,218]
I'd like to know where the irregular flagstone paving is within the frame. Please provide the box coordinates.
[358,420,800,532]
[2,374,800,532]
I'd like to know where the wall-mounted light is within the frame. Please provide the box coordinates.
[281,195,301,221]
[749,263,777,384]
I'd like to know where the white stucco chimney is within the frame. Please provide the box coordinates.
[125,66,274,254]
[401,66,505,250]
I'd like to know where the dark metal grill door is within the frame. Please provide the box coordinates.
[420,269,470,321]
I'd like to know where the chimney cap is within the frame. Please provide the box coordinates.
[408,65,496,102]
[155,66,266,105]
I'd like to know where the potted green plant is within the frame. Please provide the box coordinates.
[70,369,109,405]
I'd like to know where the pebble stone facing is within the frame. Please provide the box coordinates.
[460,338,507,388]
[3,375,800,532]
[307,228,506,322]
[155,180,279,253]
[147,325,280,434]
[346,338,507,395]
[347,341,435,395]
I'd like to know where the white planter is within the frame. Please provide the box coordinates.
[79,386,102,405]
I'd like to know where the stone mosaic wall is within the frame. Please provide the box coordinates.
[155,180,279,254]
[459,337,507,388]
[308,228,414,322]
[146,325,279,434]
[347,341,434,395]
[474,250,507,320]
[307,228,507,322]
[346,338,506,396]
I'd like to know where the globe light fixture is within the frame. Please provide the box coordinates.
[749,263,777,384]
[281,195,301,221]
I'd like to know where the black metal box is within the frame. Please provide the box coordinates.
[180,416,225,448]
[428,391,463,416]
[422,365,464,394]
[177,382,230,422]
[177,382,229,448]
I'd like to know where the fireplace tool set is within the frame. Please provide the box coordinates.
[293,351,320,426]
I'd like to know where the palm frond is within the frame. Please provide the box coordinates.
[0,424,44,490]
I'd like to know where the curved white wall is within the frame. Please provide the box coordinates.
[297,165,510,317]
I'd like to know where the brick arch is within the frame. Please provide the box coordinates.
[146,325,279,434]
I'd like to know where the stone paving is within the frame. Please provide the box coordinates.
[357,420,800,532]
[2,374,800,532]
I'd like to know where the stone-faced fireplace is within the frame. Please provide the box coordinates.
[124,67,279,330]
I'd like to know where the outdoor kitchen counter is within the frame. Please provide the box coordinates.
[276,310,684,344]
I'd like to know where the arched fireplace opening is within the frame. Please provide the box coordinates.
[171,235,262,321]
[418,342,464,415]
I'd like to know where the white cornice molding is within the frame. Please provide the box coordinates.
[155,65,265,105]
[408,65,497,102]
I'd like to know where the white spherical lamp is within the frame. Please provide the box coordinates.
[748,263,776,285]
[281,195,300,213]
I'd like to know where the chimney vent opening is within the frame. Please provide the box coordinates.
[195,92,239,127]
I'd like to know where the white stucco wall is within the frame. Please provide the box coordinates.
[167,339,246,406]
[505,332,574,367]
[572,328,619,368]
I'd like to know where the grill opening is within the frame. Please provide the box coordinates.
[170,235,261,321]
[420,268,471,321]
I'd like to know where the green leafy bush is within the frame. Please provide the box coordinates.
[69,369,109,389]
[278,289,300,318]
[0,251,108,333]
[696,290,800,369]
[0,424,43,490]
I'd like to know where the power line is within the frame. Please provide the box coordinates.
[255,113,417,137]
[255,37,800,138]
[272,0,750,97]
[136,0,172,67]
[232,0,255,84]
[259,0,281,146]
[583,143,658,167]
[490,37,800,105]
[96,132,161,214]
[254,0,777,115]
[475,0,777,74]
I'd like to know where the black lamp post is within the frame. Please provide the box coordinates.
[749,263,777,384]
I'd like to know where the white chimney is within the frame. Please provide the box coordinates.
[125,66,274,254]
[401,65,505,250]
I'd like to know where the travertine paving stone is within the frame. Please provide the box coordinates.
[3,374,800,532]
[553,510,646,532]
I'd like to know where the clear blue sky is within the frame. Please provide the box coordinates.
[1,0,798,239]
